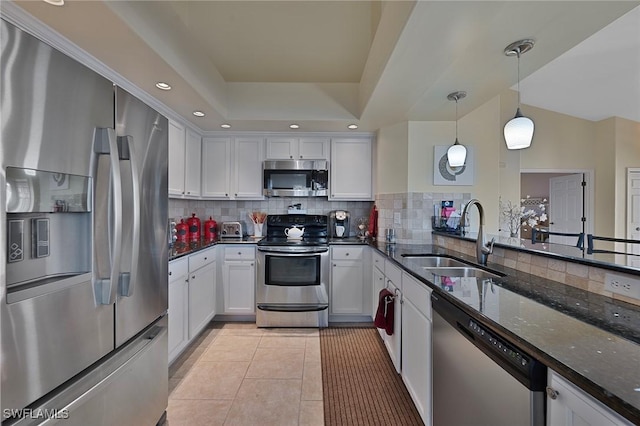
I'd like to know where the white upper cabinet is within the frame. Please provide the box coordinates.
[266,136,329,160]
[234,137,264,199]
[201,137,232,198]
[168,121,186,196]
[330,137,373,200]
[168,121,202,198]
[201,136,264,200]
[184,128,202,197]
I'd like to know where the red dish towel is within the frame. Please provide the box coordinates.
[374,288,395,336]
[368,205,378,238]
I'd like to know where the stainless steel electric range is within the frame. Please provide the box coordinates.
[256,214,329,327]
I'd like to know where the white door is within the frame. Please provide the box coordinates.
[549,174,584,245]
[627,169,640,267]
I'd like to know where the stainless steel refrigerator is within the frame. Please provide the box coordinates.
[1,19,168,425]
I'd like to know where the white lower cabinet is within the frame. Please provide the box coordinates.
[188,261,216,338]
[168,257,189,363]
[547,371,633,426]
[222,246,256,314]
[168,247,216,364]
[330,246,366,315]
[401,272,433,426]
[381,260,402,373]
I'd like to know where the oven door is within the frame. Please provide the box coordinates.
[256,247,329,327]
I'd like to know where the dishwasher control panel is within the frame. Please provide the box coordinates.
[468,319,530,372]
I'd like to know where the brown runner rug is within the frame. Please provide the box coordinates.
[320,327,423,426]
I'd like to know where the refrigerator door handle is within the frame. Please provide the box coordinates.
[93,128,123,305]
[117,135,140,297]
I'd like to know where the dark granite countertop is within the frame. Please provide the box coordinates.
[169,237,262,261]
[371,241,640,424]
[169,236,367,261]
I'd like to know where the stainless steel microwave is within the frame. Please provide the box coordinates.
[263,160,328,197]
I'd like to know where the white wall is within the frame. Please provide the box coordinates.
[615,117,640,238]
[376,121,408,194]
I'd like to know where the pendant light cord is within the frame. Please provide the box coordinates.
[455,96,459,141]
[517,49,521,108]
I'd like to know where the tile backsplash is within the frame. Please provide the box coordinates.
[169,197,373,236]
[375,192,471,244]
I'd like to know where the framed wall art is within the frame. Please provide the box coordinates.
[433,145,474,186]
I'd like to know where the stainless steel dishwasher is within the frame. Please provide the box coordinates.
[431,293,547,426]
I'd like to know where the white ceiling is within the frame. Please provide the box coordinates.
[5,1,640,132]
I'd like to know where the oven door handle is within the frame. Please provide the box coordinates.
[257,247,329,254]
[257,304,329,312]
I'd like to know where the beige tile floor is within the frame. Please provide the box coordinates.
[166,323,324,426]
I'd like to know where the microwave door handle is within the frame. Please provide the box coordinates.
[93,128,122,305]
[117,135,139,297]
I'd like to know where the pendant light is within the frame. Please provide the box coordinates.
[446,91,467,167]
[503,39,535,150]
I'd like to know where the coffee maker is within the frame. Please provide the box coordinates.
[329,210,350,238]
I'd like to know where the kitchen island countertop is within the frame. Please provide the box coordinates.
[371,241,640,424]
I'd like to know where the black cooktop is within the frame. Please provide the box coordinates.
[258,214,328,246]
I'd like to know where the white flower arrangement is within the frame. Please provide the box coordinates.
[499,196,548,237]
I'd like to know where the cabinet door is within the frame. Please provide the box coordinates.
[183,128,202,197]
[234,137,264,199]
[384,278,402,373]
[330,137,373,200]
[168,273,188,363]
[188,262,216,338]
[547,371,633,426]
[201,137,232,198]
[331,260,365,314]
[299,137,329,160]
[372,266,385,320]
[402,275,432,425]
[266,137,297,159]
[168,121,186,196]
[223,261,256,314]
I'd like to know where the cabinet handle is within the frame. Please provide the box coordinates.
[345,252,350,256]
[169,271,172,276]
[546,387,559,400]
[185,279,189,283]
[225,193,228,197]
[204,257,207,260]
[238,252,242,255]
[290,155,293,159]
[250,263,254,266]
[333,264,337,267]
[636,227,640,231]
[182,191,185,194]
[187,191,190,194]
[299,155,303,159]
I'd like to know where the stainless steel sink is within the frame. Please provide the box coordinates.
[423,267,503,279]
[401,255,471,268]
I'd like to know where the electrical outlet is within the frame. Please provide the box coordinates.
[394,212,401,225]
[604,273,640,299]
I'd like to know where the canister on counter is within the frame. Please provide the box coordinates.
[385,228,396,244]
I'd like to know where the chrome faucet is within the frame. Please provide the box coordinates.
[460,199,495,266]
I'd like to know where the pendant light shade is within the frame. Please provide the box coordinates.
[504,39,535,150]
[446,91,467,167]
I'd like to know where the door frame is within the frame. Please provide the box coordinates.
[521,169,595,236]
[627,168,640,257]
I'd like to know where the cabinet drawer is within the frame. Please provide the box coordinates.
[372,251,385,273]
[385,260,402,287]
[403,272,432,320]
[224,246,255,261]
[169,257,188,281]
[189,247,216,272]
[332,246,364,260]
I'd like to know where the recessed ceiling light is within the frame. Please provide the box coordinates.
[347,124,359,130]
[192,111,205,117]
[43,0,64,6]
[155,82,171,91]
[220,123,232,129]
[289,124,300,129]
